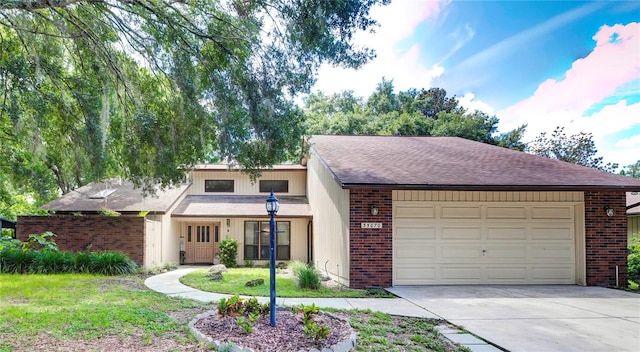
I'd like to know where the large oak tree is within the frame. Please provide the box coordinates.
[0,0,389,209]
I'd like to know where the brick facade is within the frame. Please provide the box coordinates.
[349,189,392,289]
[584,191,627,286]
[17,215,145,265]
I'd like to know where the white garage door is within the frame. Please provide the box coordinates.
[393,203,576,285]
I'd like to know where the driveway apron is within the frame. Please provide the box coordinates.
[387,285,640,352]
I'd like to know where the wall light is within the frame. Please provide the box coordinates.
[605,207,615,217]
[370,205,379,216]
[226,218,230,227]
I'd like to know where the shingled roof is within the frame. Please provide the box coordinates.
[43,178,190,213]
[309,135,640,191]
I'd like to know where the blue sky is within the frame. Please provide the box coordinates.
[312,0,640,169]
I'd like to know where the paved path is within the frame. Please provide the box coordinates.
[145,267,503,352]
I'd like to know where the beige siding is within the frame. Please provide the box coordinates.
[393,190,584,202]
[170,217,309,265]
[189,170,307,196]
[307,151,351,286]
[144,218,162,268]
[629,215,640,241]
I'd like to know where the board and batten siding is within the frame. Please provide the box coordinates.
[307,151,351,286]
[189,170,307,196]
[394,190,585,202]
[172,217,309,265]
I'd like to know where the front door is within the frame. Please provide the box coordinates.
[185,223,218,264]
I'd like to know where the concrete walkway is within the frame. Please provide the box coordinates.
[388,285,640,352]
[144,267,503,352]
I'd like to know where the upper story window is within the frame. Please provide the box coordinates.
[205,180,234,193]
[259,180,288,193]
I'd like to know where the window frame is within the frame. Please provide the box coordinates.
[244,220,291,261]
[204,179,234,193]
[259,180,289,193]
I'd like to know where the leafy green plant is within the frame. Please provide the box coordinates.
[296,264,321,290]
[628,236,640,283]
[23,232,59,252]
[98,207,121,216]
[297,303,330,342]
[244,259,254,268]
[0,236,21,251]
[235,316,253,334]
[628,280,639,290]
[219,238,239,268]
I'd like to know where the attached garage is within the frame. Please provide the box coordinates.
[307,135,639,289]
[393,192,584,285]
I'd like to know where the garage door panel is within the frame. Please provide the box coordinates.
[486,266,528,280]
[532,267,574,282]
[440,245,482,261]
[484,246,527,260]
[440,266,482,281]
[487,226,527,240]
[441,206,481,219]
[531,206,572,219]
[395,267,436,282]
[531,246,574,261]
[395,245,436,261]
[531,226,573,240]
[486,206,527,219]
[441,226,482,240]
[396,226,435,240]
[395,206,435,218]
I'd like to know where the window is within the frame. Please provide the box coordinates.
[205,180,234,192]
[244,221,290,260]
[259,180,288,193]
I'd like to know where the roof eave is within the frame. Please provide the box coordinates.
[340,183,640,192]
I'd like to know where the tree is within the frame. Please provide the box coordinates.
[621,161,640,178]
[528,127,618,172]
[1,0,389,197]
[303,80,527,150]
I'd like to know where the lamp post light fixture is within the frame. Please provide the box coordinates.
[265,190,279,326]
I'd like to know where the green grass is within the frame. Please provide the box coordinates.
[179,268,393,298]
[0,274,467,352]
[0,273,212,350]
[349,311,471,352]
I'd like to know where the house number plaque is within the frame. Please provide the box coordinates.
[361,222,383,229]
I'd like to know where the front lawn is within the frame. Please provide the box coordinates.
[0,273,213,351]
[179,268,393,298]
[0,273,468,352]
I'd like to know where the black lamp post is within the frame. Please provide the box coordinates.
[265,190,279,326]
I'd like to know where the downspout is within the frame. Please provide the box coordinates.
[307,220,313,264]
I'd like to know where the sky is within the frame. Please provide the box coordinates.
[311,0,640,170]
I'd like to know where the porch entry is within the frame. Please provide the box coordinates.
[184,223,219,264]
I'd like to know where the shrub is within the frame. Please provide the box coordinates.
[0,248,35,273]
[90,251,137,275]
[296,264,321,290]
[628,236,640,283]
[219,238,239,268]
[30,250,76,274]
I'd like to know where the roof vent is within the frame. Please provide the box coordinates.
[90,189,117,199]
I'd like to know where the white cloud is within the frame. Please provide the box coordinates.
[312,0,446,97]
[497,22,640,166]
[458,92,496,116]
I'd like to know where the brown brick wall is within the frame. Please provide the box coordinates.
[17,215,145,265]
[349,189,393,289]
[584,191,627,286]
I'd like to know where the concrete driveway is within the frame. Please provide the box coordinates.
[387,285,640,352]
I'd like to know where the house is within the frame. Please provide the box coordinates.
[17,135,640,288]
[628,192,640,240]
[18,166,312,268]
